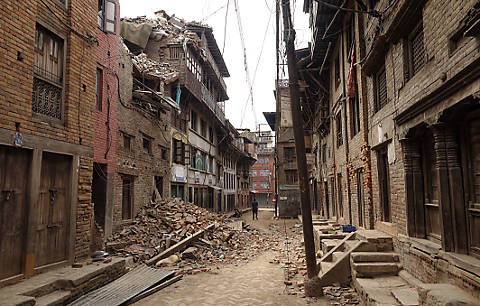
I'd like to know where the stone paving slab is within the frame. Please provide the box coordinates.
[134,251,329,306]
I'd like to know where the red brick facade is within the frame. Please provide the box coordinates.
[0,0,97,282]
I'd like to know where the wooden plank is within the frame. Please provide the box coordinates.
[146,223,215,266]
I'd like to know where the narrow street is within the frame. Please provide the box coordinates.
[134,209,329,305]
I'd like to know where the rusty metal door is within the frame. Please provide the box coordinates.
[35,152,71,268]
[0,146,30,280]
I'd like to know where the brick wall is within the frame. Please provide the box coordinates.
[0,0,97,260]
[114,43,171,229]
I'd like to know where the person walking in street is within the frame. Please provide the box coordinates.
[251,197,259,220]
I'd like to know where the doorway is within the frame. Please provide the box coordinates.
[377,149,391,222]
[35,152,71,268]
[92,163,107,230]
[0,146,31,281]
[357,168,365,227]
[155,176,163,198]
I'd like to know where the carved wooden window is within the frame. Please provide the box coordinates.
[172,138,185,165]
[374,65,387,111]
[33,25,64,121]
[350,89,360,136]
[408,22,425,78]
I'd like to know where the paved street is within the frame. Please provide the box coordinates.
[135,209,330,305]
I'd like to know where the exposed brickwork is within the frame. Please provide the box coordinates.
[114,42,171,230]
[0,0,97,265]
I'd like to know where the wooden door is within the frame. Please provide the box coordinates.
[35,152,70,268]
[324,181,329,219]
[0,146,30,280]
[468,119,480,258]
[330,177,336,217]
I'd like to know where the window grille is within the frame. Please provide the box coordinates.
[32,77,62,120]
[410,24,425,76]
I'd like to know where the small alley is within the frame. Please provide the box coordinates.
[1,0,480,305]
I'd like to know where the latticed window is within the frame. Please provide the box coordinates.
[375,65,387,111]
[33,25,64,120]
[409,23,425,77]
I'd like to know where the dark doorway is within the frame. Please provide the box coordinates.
[122,175,133,220]
[331,177,336,217]
[324,181,329,219]
[357,168,365,227]
[337,173,343,218]
[378,149,391,222]
[92,163,107,229]
[155,176,163,198]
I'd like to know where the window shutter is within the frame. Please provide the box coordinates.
[376,67,387,110]
[104,0,116,34]
[411,25,425,75]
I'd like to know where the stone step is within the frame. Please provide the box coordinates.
[320,261,334,273]
[344,240,360,252]
[351,252,399,263]
[352,262,399,277]
[354,276,410,306]
[321,239,341,254]
[332,251,346,262]
[34,290,71,306]
[391,288,420,306]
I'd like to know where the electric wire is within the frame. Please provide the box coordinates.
[233,0,258,128]
[239,0,275,127]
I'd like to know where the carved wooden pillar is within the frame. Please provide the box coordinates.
[444,126,468,253]
[432,124,455,252]
[401,138,425,238]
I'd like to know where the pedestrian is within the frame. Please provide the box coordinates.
[251,197,259,220]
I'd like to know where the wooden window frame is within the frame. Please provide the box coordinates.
[98,0,117,34]
[121,175,134,220]
[407,21,425,80]
[334,56,341,89]
[374,64,387,112]
[190,110,197,131]
[141,133,152,155]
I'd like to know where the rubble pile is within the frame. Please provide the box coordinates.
[108,198,277,275]
[132,53,178,82]
[122,11,204,52]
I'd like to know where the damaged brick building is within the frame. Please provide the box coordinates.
[0,0,98,283]
[301,0,480,298]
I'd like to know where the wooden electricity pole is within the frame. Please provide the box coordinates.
[280,0,323,297]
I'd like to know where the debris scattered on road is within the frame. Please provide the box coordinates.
[107,198,276,275]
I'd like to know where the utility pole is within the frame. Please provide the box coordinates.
[280,0,323,297]
[274,0,280,218]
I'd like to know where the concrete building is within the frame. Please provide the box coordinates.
[0,0,98,283]
[92,0,120,242]
[303,0,480,297]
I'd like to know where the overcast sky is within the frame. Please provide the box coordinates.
[119,0,310,132]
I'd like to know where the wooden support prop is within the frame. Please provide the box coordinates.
[146,223,215,266]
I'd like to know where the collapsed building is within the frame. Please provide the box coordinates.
[117,10,254,219]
